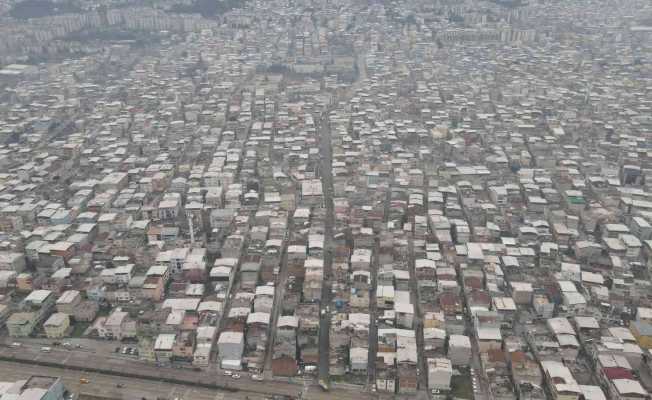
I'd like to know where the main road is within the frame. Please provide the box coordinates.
[317,108,335,387]
[263,218,293,378]
[317,49,367,388]
[0,346,376,400]
[0,360,248,400]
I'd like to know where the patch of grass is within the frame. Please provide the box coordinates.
[451,374,473,399]
[169,0,244,18]
[10,0,81,19]
[97,307,111,317]
[70,322,90,338]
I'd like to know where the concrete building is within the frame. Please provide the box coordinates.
[218,331,245,370]
[427,357,453,390]
[43,313,70,338]
[6,312,38,337]
[0,375,66,400]
[448,334,472,366]
[55,290,81,314]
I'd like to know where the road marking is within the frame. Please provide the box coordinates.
[301,379,311,399]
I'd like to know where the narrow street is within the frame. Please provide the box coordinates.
[317,111,334,385]
[367,239,379,388]
[316,49,366,388]
[408,237,428,394]
[263,218,293,378]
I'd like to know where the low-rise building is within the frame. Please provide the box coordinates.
[427,357,453,390]
[44,313,70,338]
[6,312,38,337]
[448,334,472,366]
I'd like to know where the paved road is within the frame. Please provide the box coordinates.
[0,360,256,400]
[317,111,335,386]
[0,347,375,400]
[465,300,491,400]
[407,237,428,394]
[367,239,379,389]
[263,218,293,378]
[316,48,367,388]
[368,183,391,389]
[2,337,137,362]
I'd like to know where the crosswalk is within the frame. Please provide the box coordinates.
[299,378,311,399]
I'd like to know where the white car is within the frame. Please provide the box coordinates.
[232,374,241,380]
[223,370,233,376]
[251,374,264,381]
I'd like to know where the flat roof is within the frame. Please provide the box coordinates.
[44,313,68,327]
[56,290,80,305]
[24,290,52,305]
[155,333,176,350]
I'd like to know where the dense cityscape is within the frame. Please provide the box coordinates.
[1,0,652,399]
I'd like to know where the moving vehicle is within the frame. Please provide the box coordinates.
[223,370,233,376]
[40,347,52,353]
[231,374,241,380]
[79,378,89,384]
[251,374,264,381]
[304,365,317,373]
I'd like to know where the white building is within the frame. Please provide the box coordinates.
[217,331,245,370]
[154,333,176,362]
[448,334,472,366]
[427,357,453,390]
